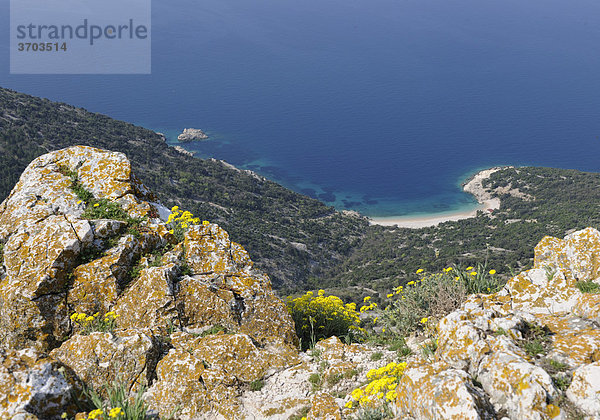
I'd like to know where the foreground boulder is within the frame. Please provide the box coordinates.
[0,348,82,419]
[0,146,298,418]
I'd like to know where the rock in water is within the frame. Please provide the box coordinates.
[177,127,208,142]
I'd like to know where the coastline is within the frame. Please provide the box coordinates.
[369,167,505,229]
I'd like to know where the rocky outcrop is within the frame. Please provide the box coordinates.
[2,146,600,419]
[0,146,298,418]
[392,227,600,419]
[177,128,208,142]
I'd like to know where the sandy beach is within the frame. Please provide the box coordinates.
[369,167,505,229]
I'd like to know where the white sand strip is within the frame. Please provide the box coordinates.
[369,167,505,229]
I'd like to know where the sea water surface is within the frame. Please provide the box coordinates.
[2,0,600,216]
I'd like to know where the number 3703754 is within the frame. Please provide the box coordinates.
[17,42,67,52]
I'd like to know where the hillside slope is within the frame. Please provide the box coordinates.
[0,87,368,291]
[5,87,600,300]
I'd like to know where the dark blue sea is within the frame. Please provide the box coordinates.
[2,0,600,217]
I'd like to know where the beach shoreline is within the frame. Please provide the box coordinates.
[369,167,506,229]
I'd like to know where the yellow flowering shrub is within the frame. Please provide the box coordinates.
[166,206,204,241]
[70,311,118,335]
[286,290,363,350]
[346,361,407,410]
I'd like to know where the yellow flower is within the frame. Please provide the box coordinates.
[171,205,179,212]
[168,229,174,235]
[416,268,424,274]
[61,413,68,419]
[345,400,353,408]
[420,317,428,324]
[88,409,103,419]
[363,296,371,302]
[85,316,94,322]
[76,200,82,205]
[386,293,393,298]
[202,220,210,226]
[109,407,123,418]
[489,269,496,275]
[445,267,453,272]
[466,266,474,271]
[318,289,325,296]
[454,276,460,281]
[470,272,477,276]
[382,327,386,333]
[407,281,415,286]
[93,203,100,207]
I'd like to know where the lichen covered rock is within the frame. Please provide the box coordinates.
[3,146,600,419]
[49,329,159,394]
[0,146,300,418]
[0,348,82,419]
[307,391,341,420]
[392,228,600,419]
[566,361,600,417]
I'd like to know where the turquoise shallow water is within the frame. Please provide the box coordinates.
[2,0,600,217]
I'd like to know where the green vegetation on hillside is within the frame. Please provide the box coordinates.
[324,166,600,298]
[3,87,600,299]
[0,87,367,291]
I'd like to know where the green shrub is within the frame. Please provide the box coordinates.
[83,381,148,420]
[547,359,569,373]
[197,324,228,337]
[552,375,571,392]
[249,379,264,392]
[82,199,130,221]
[382,269,467,336]
[326,372,344,387]
[454,263,505,294]
[382,265,505,336]
[519,322,552,358]
[308,372,322,391]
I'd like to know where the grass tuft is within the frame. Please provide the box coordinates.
[576,280,600,294]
